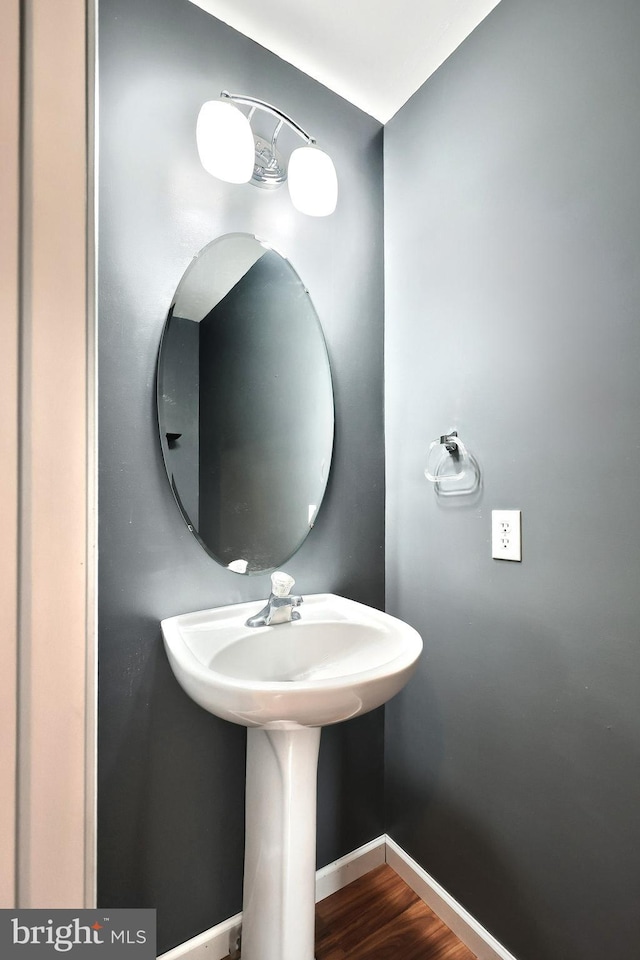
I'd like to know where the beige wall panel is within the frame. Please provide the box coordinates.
[19,0,92,907]
[0,0,20,910]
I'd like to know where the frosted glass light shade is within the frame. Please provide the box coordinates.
[287,147,338,217]
[196,100,255,183]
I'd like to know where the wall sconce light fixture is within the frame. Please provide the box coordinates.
[196,91,338,217]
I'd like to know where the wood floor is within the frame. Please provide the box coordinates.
[315,864,476,960]
[227,863,477,960]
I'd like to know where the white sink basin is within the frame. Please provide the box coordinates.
[161,593,422,727]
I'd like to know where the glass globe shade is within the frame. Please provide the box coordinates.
[196,100,255,184]
[287,146,338,217]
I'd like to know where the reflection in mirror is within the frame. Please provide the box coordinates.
[157,234,334,574]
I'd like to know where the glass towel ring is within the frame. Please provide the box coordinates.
[424,431,469,483]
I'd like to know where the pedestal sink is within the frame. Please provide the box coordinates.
[161,592,422,960]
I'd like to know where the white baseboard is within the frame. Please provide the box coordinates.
[315,834,386,902]
[385,836,518,960]
[157,910,243,960]
[158,835,518,960]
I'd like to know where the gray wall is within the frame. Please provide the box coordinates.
[384,1,640,959]
[97,0,384,952]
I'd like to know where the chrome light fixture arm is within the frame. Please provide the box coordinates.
[221,91,316,189]
[221,90,316,146]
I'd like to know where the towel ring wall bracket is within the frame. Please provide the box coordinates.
[425,430,468,483]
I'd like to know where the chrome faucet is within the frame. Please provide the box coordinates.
[245,571,303,627]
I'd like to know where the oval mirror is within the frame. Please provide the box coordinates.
[157,234,334,574]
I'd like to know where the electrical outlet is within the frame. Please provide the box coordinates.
[491,510,522,561]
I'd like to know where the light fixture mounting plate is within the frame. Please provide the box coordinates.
[252,135,286,189]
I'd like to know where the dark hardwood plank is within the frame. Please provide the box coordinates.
[315,864,477,960]
[335,899,473,960]
[315,862,417,953]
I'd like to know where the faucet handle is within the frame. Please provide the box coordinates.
[271,571,295,597]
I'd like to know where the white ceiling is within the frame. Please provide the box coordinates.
[188,0,502,123]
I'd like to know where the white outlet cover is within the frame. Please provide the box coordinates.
[491,510,522,561]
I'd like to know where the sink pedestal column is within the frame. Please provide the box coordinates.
[241,725,321,960]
